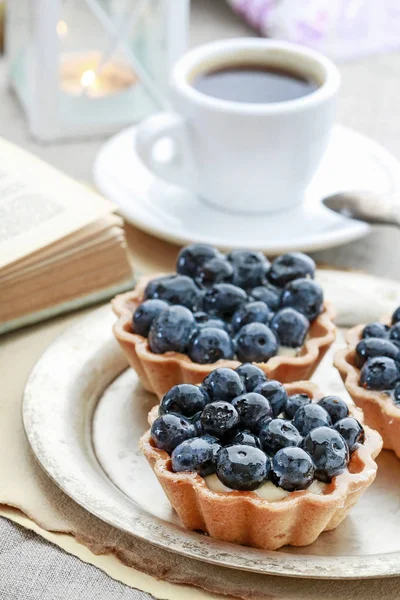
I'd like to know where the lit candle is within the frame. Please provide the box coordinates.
[60,52,137,98]
[56,20,68,38]
[81,69,96,92]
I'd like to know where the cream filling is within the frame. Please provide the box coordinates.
[307,480,327,495]
[204,474,232,493]
[204,474,327,501]
[256,481,289,501]
[277,346,299,358]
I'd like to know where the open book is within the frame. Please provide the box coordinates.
[0,138,133,334]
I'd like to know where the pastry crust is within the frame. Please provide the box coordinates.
[335,322,400,458]
[140,381,382,551]
[112,275,336,399]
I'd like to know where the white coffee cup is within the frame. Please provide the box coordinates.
[135,38,340,214]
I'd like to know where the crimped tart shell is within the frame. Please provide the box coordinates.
[140,381,382,551]
[335,322,400,458]
[112,275,336,399]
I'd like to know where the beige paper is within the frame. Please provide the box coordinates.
[0,137,115,269]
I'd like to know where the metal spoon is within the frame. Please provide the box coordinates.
[322,190,400,227]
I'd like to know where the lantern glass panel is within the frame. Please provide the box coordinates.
[7,0,189,141]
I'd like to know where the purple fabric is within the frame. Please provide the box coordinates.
[226,0,400,60]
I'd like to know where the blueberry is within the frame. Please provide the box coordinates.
[229,430,261,448]
[191,412,204,436]
[203,283,248,318]
[235,363,268,392]
[201,433,220,446]
[201,434,222,460]
[302,426,349,483]
[200,401,240,439]
[202,367,245,403]
[144,274,175,300]
[317,396,349,424]
[235,323,278,363]
[394,382,400,406]
[159,384,210,418]
[177,243,220,278]
[151,413,196,454]
[216,444,269,491]
[227,250,270,289]
[268,252,316,287]
[392,307,400,324]
[355,337,400,368]
[144,274,201,310]
[254,380,288,417]
[271,447,314,491]
[390,323,400,343]
[362,322,389,339]
[285,393,311,419]
[171,436,219,476]
[193,312,229,332]
[231,392,273,433]
[250,284,282,311]
[188,327,234,364]
[148,305,195,354]
[280,278,323,322]
[270,308,309,348]
[293,403,332,436]
[391,340,400,351]
[196,257,234,287]
[231,301,272,333]
[334,417,365,454]
[132,299,169,337]
[360,356,400,390]
[259,419,302,455]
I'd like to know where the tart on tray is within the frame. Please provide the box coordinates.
[140,365,382,551]
[335,306,400,458]
[113,245,336,398]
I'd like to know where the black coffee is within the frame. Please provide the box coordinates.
[193,64,318,104]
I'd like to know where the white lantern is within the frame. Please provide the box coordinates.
[6,0,189,141]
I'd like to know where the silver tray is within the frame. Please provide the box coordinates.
[23,271,400,579]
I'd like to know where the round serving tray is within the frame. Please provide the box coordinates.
[23,270,400,578]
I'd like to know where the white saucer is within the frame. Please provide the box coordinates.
[93,124,400,254]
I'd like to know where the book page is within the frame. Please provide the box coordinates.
[0,215,123,277]
[0,137,115,269]
[1,226,126,283]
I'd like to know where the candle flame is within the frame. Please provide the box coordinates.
[80,70,96,89]
[57,20,68,38]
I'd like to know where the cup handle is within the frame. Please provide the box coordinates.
[135,112,197,190]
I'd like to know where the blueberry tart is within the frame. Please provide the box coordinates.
[113,245,336,398]
[140,367,382,550]
[335,306,400,458]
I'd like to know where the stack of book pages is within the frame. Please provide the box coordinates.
[0,138,133,334]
